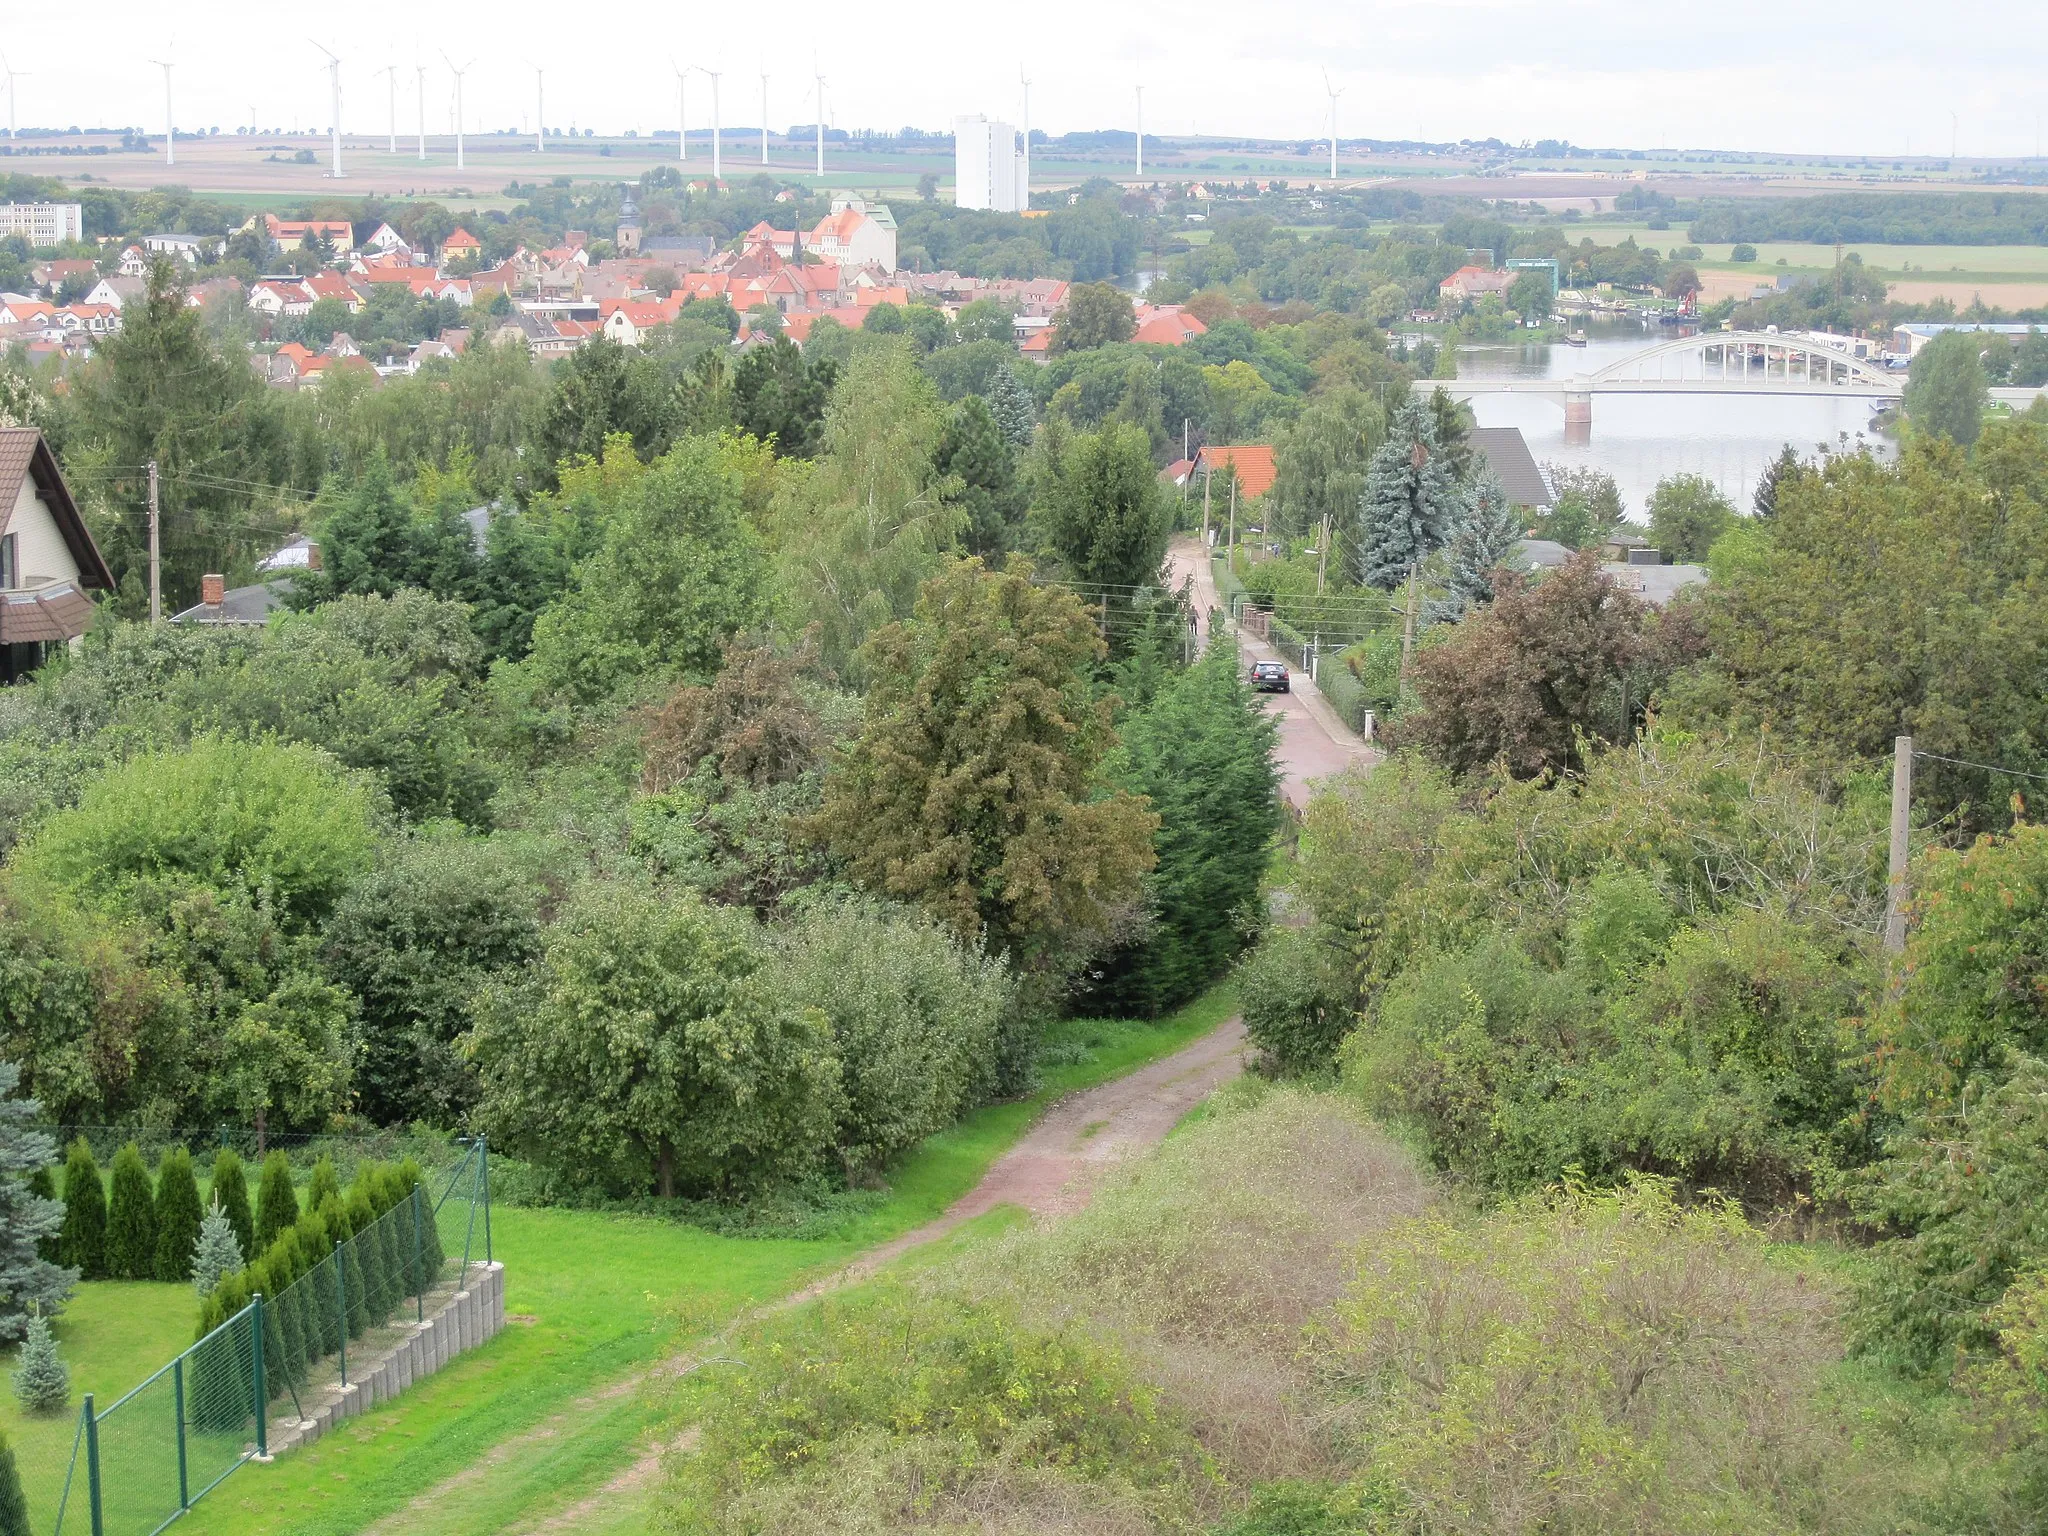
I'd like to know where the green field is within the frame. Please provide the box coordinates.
[159,986,1235,1536]
[1546,223,2048,279]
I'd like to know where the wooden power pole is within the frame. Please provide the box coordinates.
[147,459,161,624]
[1884,734,1914,955]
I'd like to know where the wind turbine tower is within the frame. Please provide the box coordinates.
[671,60,687,165]
[701,67,722,180]
[531,65,544,152]
[312,41,343,177]
[415,63,426,160]
[760,70,770,165]
[1020,70,1031,205]
[443,54,473,170]
[1134,84,1144,180]
[814,68,826,178]
[379,60,397,154]
[148,57,175,166]
[1323,71,1342,181]
[1,58,26,141]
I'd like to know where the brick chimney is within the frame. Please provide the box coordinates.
[305,541,322,572]
[201,573,225,606]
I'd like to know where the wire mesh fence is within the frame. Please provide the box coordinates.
[31,1139,490,1536]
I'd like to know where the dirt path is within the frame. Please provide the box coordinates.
[383,1017,1249,1536]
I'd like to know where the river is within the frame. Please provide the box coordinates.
[1449,321,1896,518]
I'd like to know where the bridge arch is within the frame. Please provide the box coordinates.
[1588,330,1899,390]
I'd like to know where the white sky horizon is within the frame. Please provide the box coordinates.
[2,0,2043,164]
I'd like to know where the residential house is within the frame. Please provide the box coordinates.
[249,279,315,318]
[1190,444,1279,502]
[301,269,363,312]
[82,275,147,310]
[116,245,150,277]
[1131,303,1207,347]
[1438,265,1512,303]
[58,304,121,337]
[811,198,897,272]
[600,298,680,347]
[187,276,248,311]
[1467,427,1553,509]
[255,214,356,257]
[359,221,410,257]
[142,232,211,263]
[0,299,55,328]
[31,258,98,294]
[0,429,115,680]
[171,569,293,626]
[441,227,483,262]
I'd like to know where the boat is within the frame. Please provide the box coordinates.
[1565,331,1588,348]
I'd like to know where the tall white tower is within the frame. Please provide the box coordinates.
[954,114,1022,212]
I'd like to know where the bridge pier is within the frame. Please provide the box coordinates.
[1564,379,1593,443]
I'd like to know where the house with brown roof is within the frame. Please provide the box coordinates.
[1191,444,1278,501]
[1132,303,1207,347]
[1438,265,1512,303]
[0,430,114,680]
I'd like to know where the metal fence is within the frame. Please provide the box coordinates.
[28,1139,491,1536]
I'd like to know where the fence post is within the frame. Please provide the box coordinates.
[251,1294,268,1461]
[333,1245,348,1388]
[459,1144,479,1291]
[479,1135,492,1265]
[83,1393,103,1536]
[174,1356,190,1508]
[411,1183,425,1323]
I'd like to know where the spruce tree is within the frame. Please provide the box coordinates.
[986,363,1036,450]
[1434,466,1526,621]
[1752,443,1800,521]
[0,1429,27,1536]
[254,1152,298,1252]
[1356,399,1469,593]
[153,1147,205,1284]
[190,1201,244,1297]
[0,1067,72,1340]
[57,1141,105,1282]
[11,1309,67,1414]
[26,1169,56,1265]
[104,1144,158,1282]
[208,1149,255,1259]
[937,396,1026,558]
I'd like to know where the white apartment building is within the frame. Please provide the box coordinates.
[954,116,1024,212]
[0,203,85,247]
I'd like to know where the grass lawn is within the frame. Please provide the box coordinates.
[171,984,1237,1536]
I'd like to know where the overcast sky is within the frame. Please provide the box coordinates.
[5,0,2043,161]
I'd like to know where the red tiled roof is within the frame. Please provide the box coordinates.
[1194,444,1278,500]
[443,228,481,249]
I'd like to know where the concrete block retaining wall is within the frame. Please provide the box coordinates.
[269,1262,505,1457]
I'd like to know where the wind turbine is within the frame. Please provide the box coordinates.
[670,59,689,166]
[1,57,25,141]
[697,66,722,181]
[528,63,544,152]
[760,68,770,165]
[147,55,175,166]
[311,40,343,178]
[1134,84,1144,180]
[443,54,473,170]
[1323,70,1342,182]
[813,65,826,178]
[415,62,426,161]
[378,59,397,155]
[1019,69,1031,207]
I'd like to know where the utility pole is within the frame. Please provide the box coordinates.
[1884,734,1914,955]
[1316,513,1329,595]
[1201,467,1212,550]
[1226,475,1237,590]
[1399,565,1419,683]
[147,460,161,624]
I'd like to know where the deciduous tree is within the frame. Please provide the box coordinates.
[1647,473,1736,562]
[1051,282,1135,353]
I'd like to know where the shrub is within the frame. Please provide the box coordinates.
[189,1202,242,1297]
[254,1151,298,1252]
[1237,927,1353,1075]
[152,1146,204,1284]
[0,1429,25,1536]
[208,1149,254,1258]
[57,1140,105,1280]
[10,1311,66,1415]
[305,1156,340,1214]
[104,1143,157,1281]
[778,899,1012,1178]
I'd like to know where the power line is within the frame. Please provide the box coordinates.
[1913,749,2048,785]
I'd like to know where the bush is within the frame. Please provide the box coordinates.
[1237,927,1352,1074]
[778,899,1013,1178]
[57,1140,105,1280]
[10,1311,66,1414]
[189,1203,242,1296]
[153,1146,203,1284]
[105,1143,157,1281]
[305,1156,340,1214]
[0,1429,26,1536]
[254,1151,298,1252]
[209,1148,254,1258]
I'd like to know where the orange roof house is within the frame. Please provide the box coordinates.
[1191,444,1278,500]
[442,228,482,254]
[1132,303,1208,347]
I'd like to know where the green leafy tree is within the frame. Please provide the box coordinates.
[471,882,840,1199]
[1647,473,1737,562]
[190,1201,242,1296]
[0,1067,70,1339]
[1506,268,1553,321]
[1905,330,1989,446]
[1356,399,1468,592]
[152,1146,204,1284]
[10,1311,66,1415]
[530,335,681,486]
[819,558,1158,971]
[1052,282,1136,352]
[731,334,838,458]
[935,396,1025,558]
[208,1149,255,1259]
[527,435,772,703]
[1268,387,1386,545]
[254,1151,298,1253]
[57,1141,105,1282]
[104,1142,158,1281]
[1543,463,1628,539]
[1752,444,1800,520]
[1041,423,1173,596]
[1086,643,1280,1014]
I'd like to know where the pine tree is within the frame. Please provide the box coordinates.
[986,363,1036,450]
[57,1141,105,1283]
[1434,466,1527,621]
[153,1147,205,1284]
[305,1156,341,1215]
[208,1149,255,1260]
[10,1309,67,1414]
[1355,399,1469,593]
[0,1429,27,1536]
[254,1152,298,1252]
[104,1143,158,1282]
[190,1201,244,1297]
[0,1067,72,1343]
[1752,443,1800,521]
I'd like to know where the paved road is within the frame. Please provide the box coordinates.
[1167,536,1377,809]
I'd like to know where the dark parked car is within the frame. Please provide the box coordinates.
[1250,660,1291,693]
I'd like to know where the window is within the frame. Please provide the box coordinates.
[0,533,16,590]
